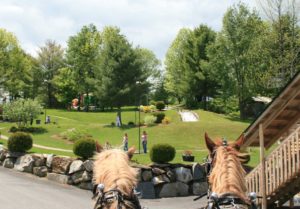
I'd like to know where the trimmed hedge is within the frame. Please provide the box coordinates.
[150,143,176,163]
[73,139,96,159]
[156,101,165,111]
[8,132,33,152]
[152,112,165,123]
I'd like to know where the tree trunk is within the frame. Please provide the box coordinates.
[85,92,89,112]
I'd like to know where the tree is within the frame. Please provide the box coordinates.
[192,25,216,109]
[37,40,65,107]
[0,28,32,99]
[258,0,300,90]
[66,24,101,111]
[165,28,194,105]
[3,99,42,128]
[164,25,216,108]
[206,3,268,119]
[52,67,77,107]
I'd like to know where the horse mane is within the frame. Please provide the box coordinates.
[93,149,138,209]
[209,139,250,203]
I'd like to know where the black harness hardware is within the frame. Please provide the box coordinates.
[93,184,142,209]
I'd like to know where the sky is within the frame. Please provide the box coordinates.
[0,0,260,61]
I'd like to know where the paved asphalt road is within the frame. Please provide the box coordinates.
[0,166,207,209]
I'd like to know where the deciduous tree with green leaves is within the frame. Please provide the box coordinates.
[37,40,65,107]
[0,28,32,99]
[66,24,101,111]
[206,3,269,119]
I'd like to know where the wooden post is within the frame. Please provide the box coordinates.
[259,123,267,209]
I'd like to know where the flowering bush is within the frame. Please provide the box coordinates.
[162,117,171,124]
[182,150,193,156]
[139,105,156,113]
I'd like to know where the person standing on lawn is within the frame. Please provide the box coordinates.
[123,133,128,151]
[141,131,148,153]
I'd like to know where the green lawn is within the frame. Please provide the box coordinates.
[0,107,260,166]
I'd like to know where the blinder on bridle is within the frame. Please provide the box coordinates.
[93,184,142,209]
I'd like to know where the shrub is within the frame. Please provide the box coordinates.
[11,126,47,134]
[128,121,135,126]
[111,122,115,126]
[156,101,165,111]
[144,115,156,126]
[8,132,33,153]
[60,128,92,142]
[9,126,18,133]
[150,144,176,163]
[152,112,165,123]
[73,138,96,159]
[162,117,171,124]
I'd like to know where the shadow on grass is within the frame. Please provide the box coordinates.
[103,124,138,130]
[13,127,48,135]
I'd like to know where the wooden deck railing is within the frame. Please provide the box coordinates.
[245,126,300,204]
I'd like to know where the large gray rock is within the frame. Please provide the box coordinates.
[152,167,165,175]
[46,154,55,168]
[82,171,92,182]
[192,182,208,195]
[79,182,93,190]
[165,168,176,182]
[136,182,156,199]
[33,166,48,177]
[175,167,193,183]
[83,160,93,172]
[71,171,84,184]
[192,163,206,181]
[0,149,7,161]
[69,160,84,174]
[51,156,73,174]
[14,154,34,173]
[142,170,153,182]
[32,154,46,167]
[3,158,14,168]
[136,168,142,182]
[159,182,189,198]
[47,173,71,184]
[152,174,170,185]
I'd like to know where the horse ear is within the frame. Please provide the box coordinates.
[127,146,135,159]
[235,134,245,150]
[95,141,103,153]
[205,132,216,153]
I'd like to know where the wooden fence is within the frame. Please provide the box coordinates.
[246,126,300,205]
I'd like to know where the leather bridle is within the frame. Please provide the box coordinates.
[202,139,255,209]
[93,184,142,209]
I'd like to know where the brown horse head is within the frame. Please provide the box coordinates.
[204,133,250,204]
[93,143,139,209]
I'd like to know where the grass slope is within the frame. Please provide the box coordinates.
[0,108,259,166]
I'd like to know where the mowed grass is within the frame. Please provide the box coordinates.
[0,108,260,166]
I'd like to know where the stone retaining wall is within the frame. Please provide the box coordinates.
[0,147,208,198]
